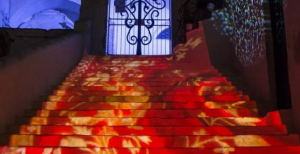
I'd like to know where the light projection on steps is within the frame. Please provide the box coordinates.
[0,0,81,29]
[106,0,172,55]
[1,26,300,154]
[211,0,266,67]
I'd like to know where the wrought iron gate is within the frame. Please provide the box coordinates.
[106,0,172,55]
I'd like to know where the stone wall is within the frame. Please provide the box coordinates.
[0,34,82,134]
[283,0,300,133]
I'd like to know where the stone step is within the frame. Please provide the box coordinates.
[69,71,221,78]
[2,146,300,154]
[78,68,217,74]
[9,135,299,148]
[61,81,232,87]
[47,95,250,103]
[65,76,228,82]
[17,125,287,136]
[58,85,237,92]
[72,65,215,73]
[41,101,257,110]
[20,116,275,126]
[53,90,243,97]
[88,61,211,65]
[24,108,259,118]
[69,72,222,78]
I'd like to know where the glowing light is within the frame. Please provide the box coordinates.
[211,0,266,67]
[0,0,81,29]
[0,28,297,153]
[106,0,172,55]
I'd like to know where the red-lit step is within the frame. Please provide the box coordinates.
[27,117,269,126]
[33,109,258,117]
[65,76,228,82]
[19,125,287,136]
[65,77,189,82]
[61,81,232,87]
[2,146,300,154]
[41,101,257,110]
[53,90,243,96]
[47,95,250,102]
[70,72,221,78]
[58,85,237,92]
[9,135,298,147]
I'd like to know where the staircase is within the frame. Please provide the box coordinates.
[0,55,299,154]
[1,23,300,154]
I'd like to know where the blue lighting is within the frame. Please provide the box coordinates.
[0,0,81,30]
[106,0,172,55]
[156,27,171,40]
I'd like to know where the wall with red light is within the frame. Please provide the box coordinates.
[283,0,300,134]
[0,34,82,134]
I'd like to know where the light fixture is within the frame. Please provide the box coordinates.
[207,3,215,11]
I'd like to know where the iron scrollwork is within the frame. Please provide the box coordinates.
[119,0,166,55]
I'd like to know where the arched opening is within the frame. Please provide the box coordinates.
[1,0,81,30]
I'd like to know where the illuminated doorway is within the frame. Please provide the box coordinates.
[106,0,172,55]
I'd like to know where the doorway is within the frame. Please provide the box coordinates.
[106,0,172,55]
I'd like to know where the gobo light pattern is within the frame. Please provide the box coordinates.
[0,31,295,154]
[212,0,266,67]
